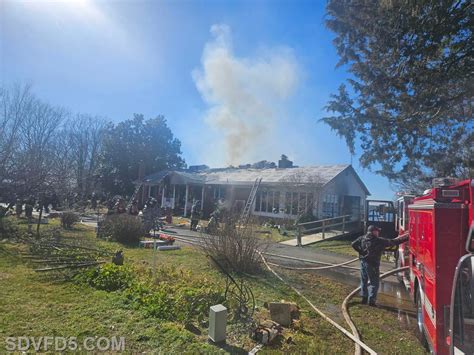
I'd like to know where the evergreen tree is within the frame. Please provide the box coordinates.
[323,0,473,190]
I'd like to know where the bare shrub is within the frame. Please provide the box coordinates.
[60,211,79,229]
[201,213,268,274]
[98,214,144,245]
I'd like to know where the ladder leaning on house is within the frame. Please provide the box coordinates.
[238,178,262,227]
[127,183,143,211]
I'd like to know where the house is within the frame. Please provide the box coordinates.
[136,163,370,222]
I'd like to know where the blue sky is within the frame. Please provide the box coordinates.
[1,0,395,199]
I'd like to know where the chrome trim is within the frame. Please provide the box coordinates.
[408,202,466,210]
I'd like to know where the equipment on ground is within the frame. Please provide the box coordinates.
[208,255,255,319]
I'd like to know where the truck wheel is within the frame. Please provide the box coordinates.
[415,286,429,350]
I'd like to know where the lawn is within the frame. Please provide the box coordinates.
[311,236,360,257]
[0,217,425,353]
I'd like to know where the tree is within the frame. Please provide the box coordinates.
[0,84,33,191]
[99,114,185,196]
[323,0,473,191]
[13,95,67,194]
[68,115,106,199]
[48,115,106,201]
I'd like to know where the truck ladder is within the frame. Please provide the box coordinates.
[238,178,262,227]
[127,183,143,210]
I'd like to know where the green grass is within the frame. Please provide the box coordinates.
[0,217,425,353]
[311,237,359,257]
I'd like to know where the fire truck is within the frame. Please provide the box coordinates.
[394,178,474,354]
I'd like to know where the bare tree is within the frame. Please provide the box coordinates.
[68,114,106,199]
[0,84,34,188]
[49,127,76,198]
[13,96,68,192]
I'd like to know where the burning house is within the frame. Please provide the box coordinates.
[135,160,370,222]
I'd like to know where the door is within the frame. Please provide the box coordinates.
[342,195,361,221]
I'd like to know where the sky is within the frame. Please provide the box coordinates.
[1,0,395,200]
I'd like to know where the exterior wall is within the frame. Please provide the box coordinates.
[316,168,367,220]
[142,167,368,221]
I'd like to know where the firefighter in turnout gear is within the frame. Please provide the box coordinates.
[190,201,200,231]
[352,225,408,306]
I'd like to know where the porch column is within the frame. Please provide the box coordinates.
[161,184,166,207]
[184,184,189,217]
[141,184,146,206]
[172,185,176,209]
[201,185,205,211]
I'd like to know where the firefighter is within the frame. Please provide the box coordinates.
[15,199,23,218]
[352,225,408,306]
[90,192,98,210]
[190,201,200,231]
[24,198,34,219]
[128,200,139,215]
[143,198,160,234]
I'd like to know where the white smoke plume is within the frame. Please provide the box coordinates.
[193,24,299,166]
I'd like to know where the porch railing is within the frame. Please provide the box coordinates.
[296,215,353,246]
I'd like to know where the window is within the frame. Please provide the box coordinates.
[322,194,338,218]
[213,186,226,200]
[255,190,281,214]
[300,192,314,215]
[285,192,292,214]
[273,191,280,213]
[255,191,261,212]
[291,192,298,215]
[150,185,161,198]
[281,192,315,216]
[266,191,273,213]
[261,191,268,212]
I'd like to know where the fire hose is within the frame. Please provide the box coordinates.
[263,251,360,270]
[342,266,410,355]
[266,256,359,270]
[259,251,378,355]
[174,233,407,354]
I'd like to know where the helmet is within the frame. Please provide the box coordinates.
[367,225,381,232]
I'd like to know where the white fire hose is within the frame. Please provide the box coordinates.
[266,256,359,270]
[341,266,410,355]
[259,251,378,355]
[263,251,360,270]
[175,233,408,355]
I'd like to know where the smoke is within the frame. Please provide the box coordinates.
[193,24,299,165]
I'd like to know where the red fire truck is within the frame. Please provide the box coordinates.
[395,178,474,354]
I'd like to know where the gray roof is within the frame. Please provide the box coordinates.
[143,164,370,194]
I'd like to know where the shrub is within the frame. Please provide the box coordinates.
[60,211,79,229]
[0,217,18,239]
[76,262,224,324]
[76,263,134,291]
[123,271,224,323]
[98,214,144,244]
[201,214,267,274]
